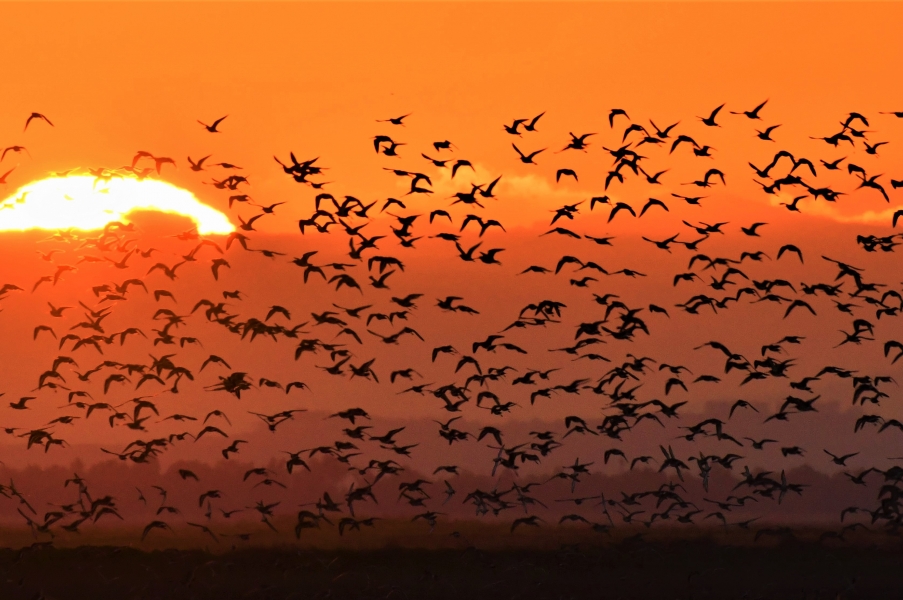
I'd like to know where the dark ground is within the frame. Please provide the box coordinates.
[2,535,901,600]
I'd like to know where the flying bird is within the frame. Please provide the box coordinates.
[24,112,53,131]
[198,115,228,132]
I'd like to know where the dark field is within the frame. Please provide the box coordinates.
[2,527,901,600]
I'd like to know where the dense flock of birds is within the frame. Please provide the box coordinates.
[1,104,903,547]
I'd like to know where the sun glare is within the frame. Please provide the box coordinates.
[0,176,234,235]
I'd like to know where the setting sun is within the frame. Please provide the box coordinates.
[0,176,234,235]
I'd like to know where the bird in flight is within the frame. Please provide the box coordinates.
[198,115,228,133]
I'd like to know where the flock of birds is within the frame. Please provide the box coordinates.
[1,103,903,547]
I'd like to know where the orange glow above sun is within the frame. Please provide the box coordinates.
[0,176,234,235]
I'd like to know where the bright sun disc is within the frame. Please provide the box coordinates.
[0,176,234,235]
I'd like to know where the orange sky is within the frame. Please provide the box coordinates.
[0,0,899,423]
[0,0,899,428]
[1,2,902,232]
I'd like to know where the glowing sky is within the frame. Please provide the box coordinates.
[0,176,234,235]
